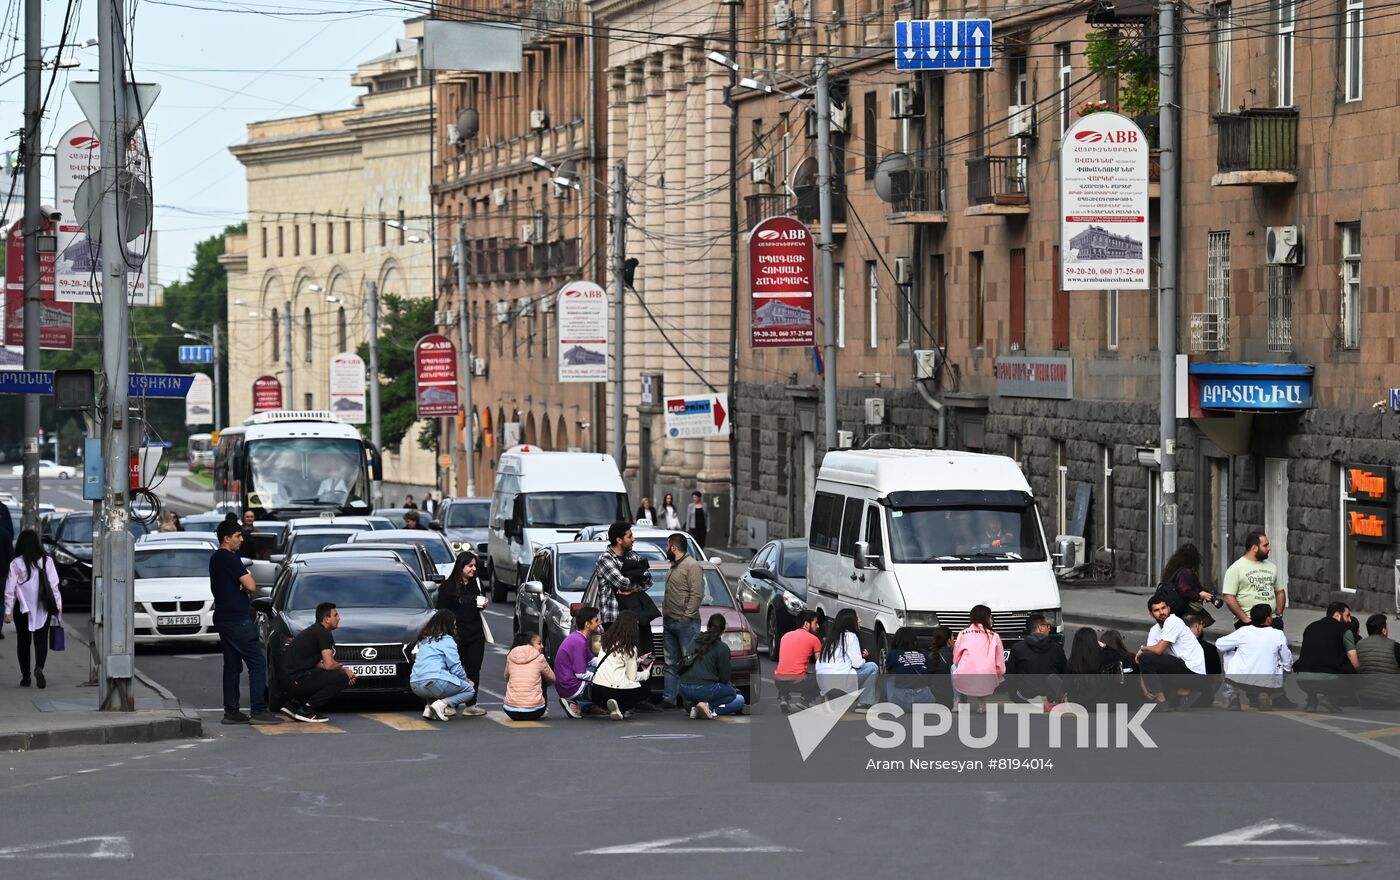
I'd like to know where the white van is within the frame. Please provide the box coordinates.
[806,449,1061,663]
[487,447,630,601]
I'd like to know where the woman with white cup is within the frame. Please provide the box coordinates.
[437,550,491,697]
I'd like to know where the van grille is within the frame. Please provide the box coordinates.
[935,610,1030,635]
[939,565,1010,572]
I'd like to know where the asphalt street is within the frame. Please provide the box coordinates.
[0,467,207,521]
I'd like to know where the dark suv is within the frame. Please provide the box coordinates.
[44,512,149,607]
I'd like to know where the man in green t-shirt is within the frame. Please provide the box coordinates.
[1222,531,1286,630]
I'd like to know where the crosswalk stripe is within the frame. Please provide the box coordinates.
[361,712,438,731]
[1359,725,1400,739]
[253,721,345,735]
[487,711,549,728]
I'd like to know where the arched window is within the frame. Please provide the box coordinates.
[337,306,348,352]
[271,309,280,361]
[303,307,313,363]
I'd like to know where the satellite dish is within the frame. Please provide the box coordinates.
[791,156,817,190]
[874,152,915,204]
[74,170,152,243]
[456,108,480,140]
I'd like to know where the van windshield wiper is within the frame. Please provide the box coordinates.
[949,551,1023,561]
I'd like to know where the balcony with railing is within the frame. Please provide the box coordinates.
[887,163,947,224]
[745,193,788,231]
[965,155,1029,216]
[465,236,579,282]
[1212,108,1299,186]
[793,181,847,232]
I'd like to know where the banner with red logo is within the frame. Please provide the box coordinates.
[556,280,608,383]
[4,219,74,349]
[252,375,283,412]
[748,215,815,347]
[414,334,459,418]
[1059,111,1150,290]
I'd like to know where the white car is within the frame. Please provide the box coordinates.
[573,524,718,565]
[134,542,219,644]
[8,460,76,479]
[137,532,219,549]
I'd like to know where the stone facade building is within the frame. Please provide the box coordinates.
[225,24,438,494]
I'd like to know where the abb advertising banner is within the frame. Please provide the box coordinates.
[1059,112,1150,290]
[54,121,154,305]
[748,216,815,348]
[415,334,459,418]
[185,373,214,426]
[328,351,367,425]
[252,375,283,413]
[4,219,74,350]
[556,280,608,383]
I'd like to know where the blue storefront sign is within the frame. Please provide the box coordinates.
[1189,363,1313,412]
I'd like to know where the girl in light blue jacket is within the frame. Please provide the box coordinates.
[410,611,486,721]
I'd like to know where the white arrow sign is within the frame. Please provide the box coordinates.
[1186,821,1386,848]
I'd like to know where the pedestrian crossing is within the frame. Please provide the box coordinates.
[246,710,751,735]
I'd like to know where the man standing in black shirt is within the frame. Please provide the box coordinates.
[279,602,355,723]
[210,521,281,725]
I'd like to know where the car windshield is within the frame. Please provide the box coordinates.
[779,544,808,578]
[886,504,1048,563]
[444,503,488,528]
[246,437,369,510]
[360,535,453,565]
[290,532,357,556]
[288,571,429,610]
[642,568,733,608]
[134,548,210,579]
[59,514,146,543]
[181,518,223,533]
[524,492,629,529]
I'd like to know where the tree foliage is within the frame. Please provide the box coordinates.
[355,292,438,454]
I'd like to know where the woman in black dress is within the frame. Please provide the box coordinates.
[437,550,489,692]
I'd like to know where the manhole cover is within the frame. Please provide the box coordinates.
[621,733,703,740]
[1220,857,1363,868]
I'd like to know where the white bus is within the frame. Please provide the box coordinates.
[213,411,381,520]
[187,433,214,469]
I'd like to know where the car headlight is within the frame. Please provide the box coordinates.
[54,548,79,566]
[451,541,466,552]
[781,590,805,615]
[904,611,941,628]
[721,630,754,655]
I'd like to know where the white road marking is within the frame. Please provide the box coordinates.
[1276,710,1400,762]
[580,828,798,855]
[1186,820,1385,847]
[0,835,133,860]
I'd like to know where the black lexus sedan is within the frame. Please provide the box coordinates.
[43,512,150,608]
[253,554,436,706]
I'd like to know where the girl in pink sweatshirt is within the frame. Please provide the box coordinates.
[952,604,1005,712]
[504,632,556,721]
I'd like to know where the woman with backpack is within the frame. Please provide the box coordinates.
[952,605,1004,713]
[1159,543,1217,628]
[3,530,61,688]
[678,613,746,718]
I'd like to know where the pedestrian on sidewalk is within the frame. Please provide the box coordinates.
[884,630,935,712]
[686,491,708,549]
[0,494,12,642]
[410,610,486,720]
[503,631,555,721]
[952,605,1005,713]
[1355,613,1400,709]
[775,610,823,711]
[555,605,602,718]
[1136,598,1210,711]
[3,530,61,688]
[421,492,437,519]
[437,550,489,694]
[1296,602,1359,713]
[1160,543,1217,628]
[403,494,418,510]
[279,602,354,723]
[590,610,653,720]
[660,532,704,710]
[816,608,879,708]
[209,521,280,725]
[1222,531,1285,631]
[660,494,681,530]
[1215,604,1292,710]
[679,613,746,718]
[635,497,657,526]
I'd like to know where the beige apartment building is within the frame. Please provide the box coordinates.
[225,24,439,494]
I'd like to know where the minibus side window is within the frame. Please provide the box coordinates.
[838,498,862,557]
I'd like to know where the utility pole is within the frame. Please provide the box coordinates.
[212,323,223,430]
[20,0,41,532]
[815,58,838,452]
[284,300,294,408]
[611,159,626,467]
[454,224,475,496]
[97,0,134,711]
[366,280,383,506]
[724,0,740,546]
[1157,0,1180,556]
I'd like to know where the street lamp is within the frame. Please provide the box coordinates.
[172,322,223,431]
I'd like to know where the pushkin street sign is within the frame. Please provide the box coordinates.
[895,19,993,70]
[0,371,195,398]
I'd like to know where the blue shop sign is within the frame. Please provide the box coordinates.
[1190,362,1313,412]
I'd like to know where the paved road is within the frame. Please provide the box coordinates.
[0,465,208,520]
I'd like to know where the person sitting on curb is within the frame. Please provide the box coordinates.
[555,605,603,718]
[503,631,556,721]
[1215,604,1293,711]
[775,611,823,712]
[409,610,487,721]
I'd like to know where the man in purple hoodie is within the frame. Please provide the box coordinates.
[555,605,602,718]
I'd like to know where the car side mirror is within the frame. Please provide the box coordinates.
[429,573,445,583]
[269,554,285,565]
[741,601,760,614]
[522,580,544,595]
[251,596,273,615]
[750,567,775,581]
[854,541,879,571]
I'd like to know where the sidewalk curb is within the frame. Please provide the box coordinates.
[0,711,203,753]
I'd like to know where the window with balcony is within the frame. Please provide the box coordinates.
[1276,0,1295,106]
[1202,231,1231,351]
[1212,2,1232,113]
[867,261,878,349]
[1344,0,1364,102]
[1341,222,1361,349]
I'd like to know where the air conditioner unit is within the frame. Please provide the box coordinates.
[773,0,794,31]
[1008,104,1037,139]
[446,124,463,145]
[836,429,854,447]
[519,222,535,244]
[529,109,550,131]
[541,293,556,313]
[472,357,488,376]
[829,100,848,132]
[750,157,773,184]
[1266,225,1304,265]
[890,85,917,119]
[492,188,508,208]
[433,309,448,324]
[441,308,457,325]
[864,397,886,426]
[494,301,511,324]
[893,257,914,285]
[517,296,536,317]
[913,348,940,381]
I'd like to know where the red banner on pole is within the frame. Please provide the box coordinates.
[252,375,283,412]
[415,333,459,418]
[748,215,815,348]
[4,219,74,350]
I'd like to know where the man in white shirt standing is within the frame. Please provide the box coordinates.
[1137,597,1210,711]
[1215,603,1293,711]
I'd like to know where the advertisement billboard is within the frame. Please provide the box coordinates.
[556,281,608,383]
[185,373,213,426]
[1059,112,1150,290]
[414,334,459,418]
[328,351,367,425]
[748,216,815,347]
[4,219,73,349]
[252,375,282,413]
